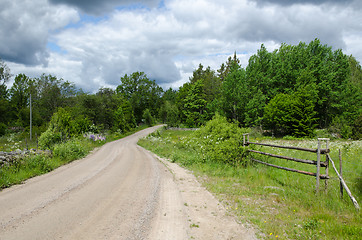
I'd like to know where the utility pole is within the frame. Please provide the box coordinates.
[30,93,32,141]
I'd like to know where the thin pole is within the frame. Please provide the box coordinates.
[30,93,32,141]
[325,139,329,191]
[316,139,321,193]
[339,149,343,198]
[328,154,360,211]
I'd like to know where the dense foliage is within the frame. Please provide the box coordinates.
[0,38,361,140]
[194,114,249,165]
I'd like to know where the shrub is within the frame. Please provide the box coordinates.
[53,139,87,162]
[142,109,155,126]
[194,114,249,165]
[26,155,53,173]
[39,108,92,149]
[38,128,61,149]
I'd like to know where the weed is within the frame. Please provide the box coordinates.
[190,223,199,228]
[139,129,362,240]
[0,126,148,190]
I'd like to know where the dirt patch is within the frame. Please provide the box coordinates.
[150,154,257,240]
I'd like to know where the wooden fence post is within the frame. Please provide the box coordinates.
[325,139,329,191]
[327,154,360,211]
[339,149,343,198]
[242,133,250,146]
[316,139,321,193]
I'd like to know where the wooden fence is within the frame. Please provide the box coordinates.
[243,134,360,210]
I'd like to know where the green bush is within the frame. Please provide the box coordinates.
[39,108,92,149]
[38,128,61,149]
[53,139,87,162]
[26,155,53,173]
[194,114,249,165]
[142,108,155,126]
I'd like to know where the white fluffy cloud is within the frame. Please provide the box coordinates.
[2,0,362,92]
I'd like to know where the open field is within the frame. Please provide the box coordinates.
[138,129,362,239]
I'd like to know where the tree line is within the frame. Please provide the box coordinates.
[0,39,361,140]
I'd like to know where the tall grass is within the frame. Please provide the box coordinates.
[138,129,362,240]
[0,125,150,190]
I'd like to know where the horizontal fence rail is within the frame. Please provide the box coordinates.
[243,134,330,193]
[243,134,359,211]
[246,141,330,154]
[250,157,329,179]
[248,149,328,167]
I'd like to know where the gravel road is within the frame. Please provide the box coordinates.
[0,126,256,240]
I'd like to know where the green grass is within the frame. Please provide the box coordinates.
[0,125,150,190]
[138,129,362,240]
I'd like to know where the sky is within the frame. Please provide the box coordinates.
[1,0,362,92]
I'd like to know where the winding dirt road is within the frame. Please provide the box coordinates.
[0,126,256,240]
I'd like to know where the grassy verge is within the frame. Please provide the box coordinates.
[138,129,362,240]
[0,125,149,190]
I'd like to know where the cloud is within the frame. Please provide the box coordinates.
[227,2,348,49]
[3,0,362,93]
[49,0,161,15]
[0,0,79,66]
[252,0,357,7]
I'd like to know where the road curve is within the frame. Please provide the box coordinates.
[0,126,187,240]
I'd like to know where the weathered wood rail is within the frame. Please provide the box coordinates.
[243,134,360,211]
[243,134,330,192]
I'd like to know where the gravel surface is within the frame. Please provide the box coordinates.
[0,126,256,240]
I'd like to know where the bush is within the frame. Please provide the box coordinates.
[53,138,87,162]
[39,108,92,149]
[26,155,53,173]
[194,114,249,165]
[38,128,61,149]
[142,109,155,126]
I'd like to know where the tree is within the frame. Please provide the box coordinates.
[182,79,207,127]
[32,74,78,123]
[221,63,249,124]
[142,109,154,126]
[0,59,12,128]
[190,64,221,104]
[114,106,126,132]
[116,72,163,123]
[0,58,11,91]
[263,86,318,137]
[244,88,266,127]
[246,44,273,100]
[217,52,241,82]
[159,100,179,127]
[10,74,30,112]
[95,88,123,130]
[113,97,136,132]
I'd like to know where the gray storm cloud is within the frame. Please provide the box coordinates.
[2,0,362,92]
